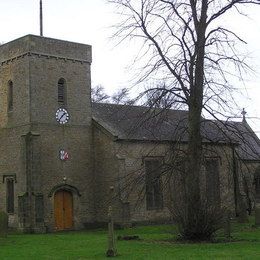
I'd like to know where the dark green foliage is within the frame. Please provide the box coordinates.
[173,203,225,241]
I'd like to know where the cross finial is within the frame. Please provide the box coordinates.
[40,0,43,36]
[241,108,247,122]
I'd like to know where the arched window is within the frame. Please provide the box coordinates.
[8,80,13,111]
[144,158,163,210]
[58,78,67,107]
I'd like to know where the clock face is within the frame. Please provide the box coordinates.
[56,108,69,124]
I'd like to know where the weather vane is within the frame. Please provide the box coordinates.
[40,0,43,36]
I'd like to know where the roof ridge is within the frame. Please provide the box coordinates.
[92,102,188,113]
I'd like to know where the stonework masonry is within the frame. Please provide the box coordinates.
[93,122,236,224]
[0,35,94,232]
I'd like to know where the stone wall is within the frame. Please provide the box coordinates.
[0,126,29,227]
[93,123,236,225]
[0,35,94,231]
[0,56,30,128]
[237,160,260,213]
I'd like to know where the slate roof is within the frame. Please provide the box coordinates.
[92,103,260,161]
[220,121,260,160]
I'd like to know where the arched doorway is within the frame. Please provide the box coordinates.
[54,190,73,230]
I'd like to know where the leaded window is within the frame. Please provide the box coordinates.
[6,178,14,213]
[145,159,163,210]
[8,80,13,111]
[58,78,67,107]
[255,168,260,197]
[205,158,220,206]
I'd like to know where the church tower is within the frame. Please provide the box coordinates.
[0,35,94,232]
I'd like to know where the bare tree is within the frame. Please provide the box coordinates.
[92,85,135,105]
[111,87,134,104]
[109,0,260,240]
[91,85,110,103]
[143,82,184,109]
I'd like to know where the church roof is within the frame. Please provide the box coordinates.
[92,103,260,160]
[220,121,260,161]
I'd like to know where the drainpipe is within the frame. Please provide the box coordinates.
[232,145,238,216]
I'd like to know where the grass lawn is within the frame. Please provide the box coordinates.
[0,221,260,259]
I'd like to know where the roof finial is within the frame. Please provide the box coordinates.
[40,0,43,36]
[241,108,247,122]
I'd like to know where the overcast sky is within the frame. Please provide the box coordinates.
[0,0,259,136]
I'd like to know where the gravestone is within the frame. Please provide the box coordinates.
[237,194,248,223]
[255,204,260,226]
[106,186,117,257]
[106,206,117,257]
[223,210,231,238]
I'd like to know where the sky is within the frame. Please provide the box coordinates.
[0,0,259,136]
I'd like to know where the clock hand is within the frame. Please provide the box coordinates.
[60,112,66,120]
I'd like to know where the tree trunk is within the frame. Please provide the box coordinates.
[185,96,203,235]
[184,13,206,238]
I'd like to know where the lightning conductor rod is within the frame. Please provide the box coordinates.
[40,0,43,36]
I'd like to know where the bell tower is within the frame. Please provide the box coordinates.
[0,35,94,232]
[0,35,92,127]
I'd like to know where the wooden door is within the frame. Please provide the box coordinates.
[54,190,73,230]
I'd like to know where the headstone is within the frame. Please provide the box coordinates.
[223,210,231,238]
[106,186,117,257]
[0,212,8,237]
[106,206,117,257]
[237,195,248,223]
[255,203,260,227]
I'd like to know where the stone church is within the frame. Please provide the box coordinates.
[0,35,260,232]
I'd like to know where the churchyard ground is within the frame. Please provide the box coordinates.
[0,219,260,259]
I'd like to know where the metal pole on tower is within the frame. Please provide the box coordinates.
[40,0,43,36]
